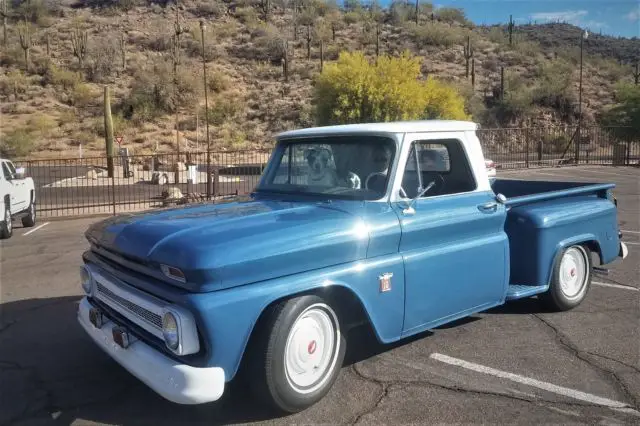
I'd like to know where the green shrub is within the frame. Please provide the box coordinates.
[0,129,36,158]
[409,22,466,49]
[531,59,576,116]
[313,50,470,125]
[600,82,640,139]
[121,61,202,124]
[436,7,472,27]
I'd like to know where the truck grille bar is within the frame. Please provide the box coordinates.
[91,269,165,340]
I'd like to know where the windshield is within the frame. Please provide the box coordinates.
[257,135,397,200]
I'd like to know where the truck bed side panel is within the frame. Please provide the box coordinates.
[492,179,595,198]
[506,196,619,286]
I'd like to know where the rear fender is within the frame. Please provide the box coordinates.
[184,254,406,381]
[546,234,600,286]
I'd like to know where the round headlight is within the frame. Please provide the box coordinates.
[162,312,179,351]
[80,266,92,294]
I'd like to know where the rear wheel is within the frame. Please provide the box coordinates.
[541,244,592,311]
[21,199,36,227]
[0,205,12,239]
[248,294,347,413]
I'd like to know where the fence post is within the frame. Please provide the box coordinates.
[525,127,530,168]
[111,171,116,216]
[213,168,219,202]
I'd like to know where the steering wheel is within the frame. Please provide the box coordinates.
[365,172,387,190]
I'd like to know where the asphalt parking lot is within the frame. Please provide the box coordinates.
[1,165,638,426]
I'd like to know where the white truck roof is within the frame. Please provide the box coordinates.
[275,120,479,140]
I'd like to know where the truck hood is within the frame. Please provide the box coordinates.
[85,198,370,291]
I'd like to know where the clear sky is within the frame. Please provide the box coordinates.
[378,0,640,39]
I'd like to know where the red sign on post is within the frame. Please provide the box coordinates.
[115,136,123,146]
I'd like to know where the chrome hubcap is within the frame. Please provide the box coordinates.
[559,247,588,299]
[284,303,340,394]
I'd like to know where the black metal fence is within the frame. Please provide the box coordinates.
[13,126,639,219]
[477,126,640,169]
[14,150,272,219]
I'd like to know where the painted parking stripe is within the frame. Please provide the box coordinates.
[621,230,640,234]
[22,222,50,236]
[592,281,638,292]
[430,353,633,409]
[623,241,640,246]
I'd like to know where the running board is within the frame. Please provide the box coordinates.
[506,284,548,300]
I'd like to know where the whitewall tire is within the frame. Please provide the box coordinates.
[542,244,592,311]
[248,294,347,413]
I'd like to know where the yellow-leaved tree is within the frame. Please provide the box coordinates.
[313,50,470,125]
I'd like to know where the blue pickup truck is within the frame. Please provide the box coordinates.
[77,120,629,413]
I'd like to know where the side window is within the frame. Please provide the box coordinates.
[2,163,11,180]
[6,161,16,175]
[400,139,476,198]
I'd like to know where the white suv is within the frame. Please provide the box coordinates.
[1,158,36,239]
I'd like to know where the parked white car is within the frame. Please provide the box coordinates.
[0,158,36,239]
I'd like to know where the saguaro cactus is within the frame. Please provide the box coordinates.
[306,25,311,60]
[464,35,473,79]
[375,23,380,57]
[634,60,639,85]
[120,33,126,70]
[2,0,8,47]
[282,39,289,81]
[18,19,32,72]
[500,66,505,100]
[71,26,88,68]
[508,14,514,45]
[471,58,475,88]
[45,32,50,57]
[104,86,114,178]
[415,0,419,25]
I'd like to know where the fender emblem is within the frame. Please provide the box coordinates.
[378,273,393,293]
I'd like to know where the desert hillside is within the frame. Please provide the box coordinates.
[0,0,638,159]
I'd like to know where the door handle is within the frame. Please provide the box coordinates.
[478,202,498,213]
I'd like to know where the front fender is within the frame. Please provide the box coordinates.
[184,253,406,381]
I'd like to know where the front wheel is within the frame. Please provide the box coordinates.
[249,295,347,413]
[0,205,12,239]
[541,244,592,311]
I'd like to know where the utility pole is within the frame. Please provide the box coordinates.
[200,20,212,200]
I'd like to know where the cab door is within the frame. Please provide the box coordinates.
[390,133,509,336]
[1,161,25,213]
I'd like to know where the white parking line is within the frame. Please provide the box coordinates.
[623,241,640,246]
[430,353,634,409]
[622,230,640,234]
[22,222,50,236]
[592,281,638,291]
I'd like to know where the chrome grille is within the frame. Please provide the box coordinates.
[96,283,162,328]
[90,269,166,340]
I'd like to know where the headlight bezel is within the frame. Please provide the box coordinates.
[161,305,200,356]
[80,265,93,295]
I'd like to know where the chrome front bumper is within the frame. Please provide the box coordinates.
[619,241,628,259]
[77,297,225,405]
